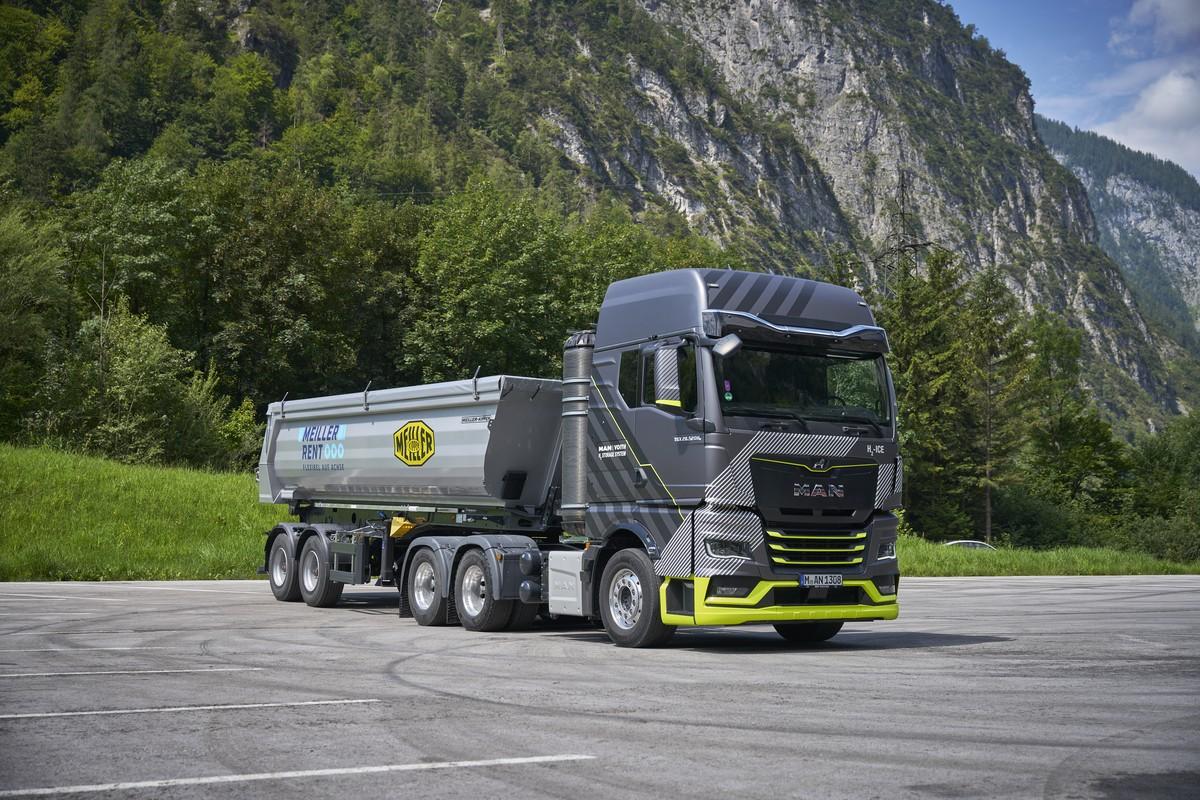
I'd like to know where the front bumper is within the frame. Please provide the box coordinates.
[660,575,898,626]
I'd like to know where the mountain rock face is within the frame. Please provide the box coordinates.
[597,0,1188,427]
[1037,116,1200,365]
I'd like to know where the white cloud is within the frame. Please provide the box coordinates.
[1086,2,1200,176]
[1110,0,1200,55]
[1095,67,1200,175]
[1130,0,1200,49]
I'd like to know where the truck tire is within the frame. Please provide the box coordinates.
[774,621,843,643]
[455,549,513,632]
[599,549,675,648]
[298,536,344,608]
[407,548,449,626]
[268,535,301,602]
[505,601,540,631]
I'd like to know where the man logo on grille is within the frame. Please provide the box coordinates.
[394,421,435,466]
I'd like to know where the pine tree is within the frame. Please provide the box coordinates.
[963,268,1028,542]
[877,249,975,538]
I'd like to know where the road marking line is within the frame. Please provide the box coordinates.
[0,698,381,720]
[0,593,131,603]
[42,585,264,596]
[0,667,262,679]
[0,646,183,653]
[0,754,596,797]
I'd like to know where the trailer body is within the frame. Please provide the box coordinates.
[259,268,902,646]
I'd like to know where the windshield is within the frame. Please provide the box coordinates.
[714,346,892,427]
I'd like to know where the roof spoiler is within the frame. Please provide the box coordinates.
[704,310,890,354]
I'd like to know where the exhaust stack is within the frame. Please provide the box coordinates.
[560,330,595,535]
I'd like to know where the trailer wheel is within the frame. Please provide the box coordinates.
[455,550,513,632]
[773,621,843,644]
[599,549,675,648]
[268,535,301,602]
[504,601,540,631]
[407,549,449,626]
[298,537,344,608]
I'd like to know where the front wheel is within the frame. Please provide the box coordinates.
[455,550,513,632]
[774,621,843,643]
[268,535,301,602]
[599,549,675,648]
[298,537,344,608]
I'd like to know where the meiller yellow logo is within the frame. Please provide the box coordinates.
[394,420,435,466]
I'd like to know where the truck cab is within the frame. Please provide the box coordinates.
[580,269,900,644]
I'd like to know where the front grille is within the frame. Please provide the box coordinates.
[764,528,867,567]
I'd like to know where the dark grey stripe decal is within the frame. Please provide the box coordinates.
[762,276,805,317]
[709,270,751,308]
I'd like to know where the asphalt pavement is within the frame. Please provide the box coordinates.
[0,575,1197,799]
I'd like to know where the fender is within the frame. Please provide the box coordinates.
[295,523,352,562]
[599,520,662,559]
[263,523,305,572]
[398,537,462,606]
[463,533,538,601]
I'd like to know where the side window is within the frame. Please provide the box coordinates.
[617,350,640,408]
[642,343,697,415]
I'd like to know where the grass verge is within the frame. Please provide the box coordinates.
[898,534,1200,576]
[1,445,1197,580]
[0,444,291,580]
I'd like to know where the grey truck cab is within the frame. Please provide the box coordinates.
[258,268,901,647]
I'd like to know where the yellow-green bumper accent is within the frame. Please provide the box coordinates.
[659,576,898,627]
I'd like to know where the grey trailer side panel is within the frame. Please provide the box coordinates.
[258,376,562,509]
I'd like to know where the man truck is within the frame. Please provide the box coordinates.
[258,268,901,647]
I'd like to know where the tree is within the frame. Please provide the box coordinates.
[876,249,975,538]
[1024,310,1127,505]
[404,180,569,382]
[29,300,232,467]
[0,205,70,437]
[963,268,1028,542]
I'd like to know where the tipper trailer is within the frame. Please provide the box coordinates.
[258,268,901,647]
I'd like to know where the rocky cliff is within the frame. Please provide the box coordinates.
[595,0,1189,427]
[1038,117,1200,386]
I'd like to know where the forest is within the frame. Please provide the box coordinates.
[0,0,1196,564]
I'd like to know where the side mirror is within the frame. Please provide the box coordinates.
[712,333,742,358]
[653,346,682,409]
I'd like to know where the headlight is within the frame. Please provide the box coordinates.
[878,540,896,560]
[705,538,751,559]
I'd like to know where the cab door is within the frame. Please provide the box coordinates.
[629,339,710,507]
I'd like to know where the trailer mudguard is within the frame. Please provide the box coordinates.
[397,536,462,613]
[263,523,306,572]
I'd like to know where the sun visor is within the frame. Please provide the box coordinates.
[704,310,890,354]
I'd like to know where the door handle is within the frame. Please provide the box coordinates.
[632,467,648,487]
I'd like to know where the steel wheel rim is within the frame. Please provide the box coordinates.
[461,563,486,618]
[413,561,437,611]
[302,549,319,594]
[270,546,288,588]
[608,567,642,630]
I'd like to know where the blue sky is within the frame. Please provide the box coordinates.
[947,0,1200,176]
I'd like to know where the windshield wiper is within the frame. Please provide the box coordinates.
[807,413,885,437]
[724,407,810,433]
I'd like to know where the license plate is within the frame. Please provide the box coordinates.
[800,574,843,588]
